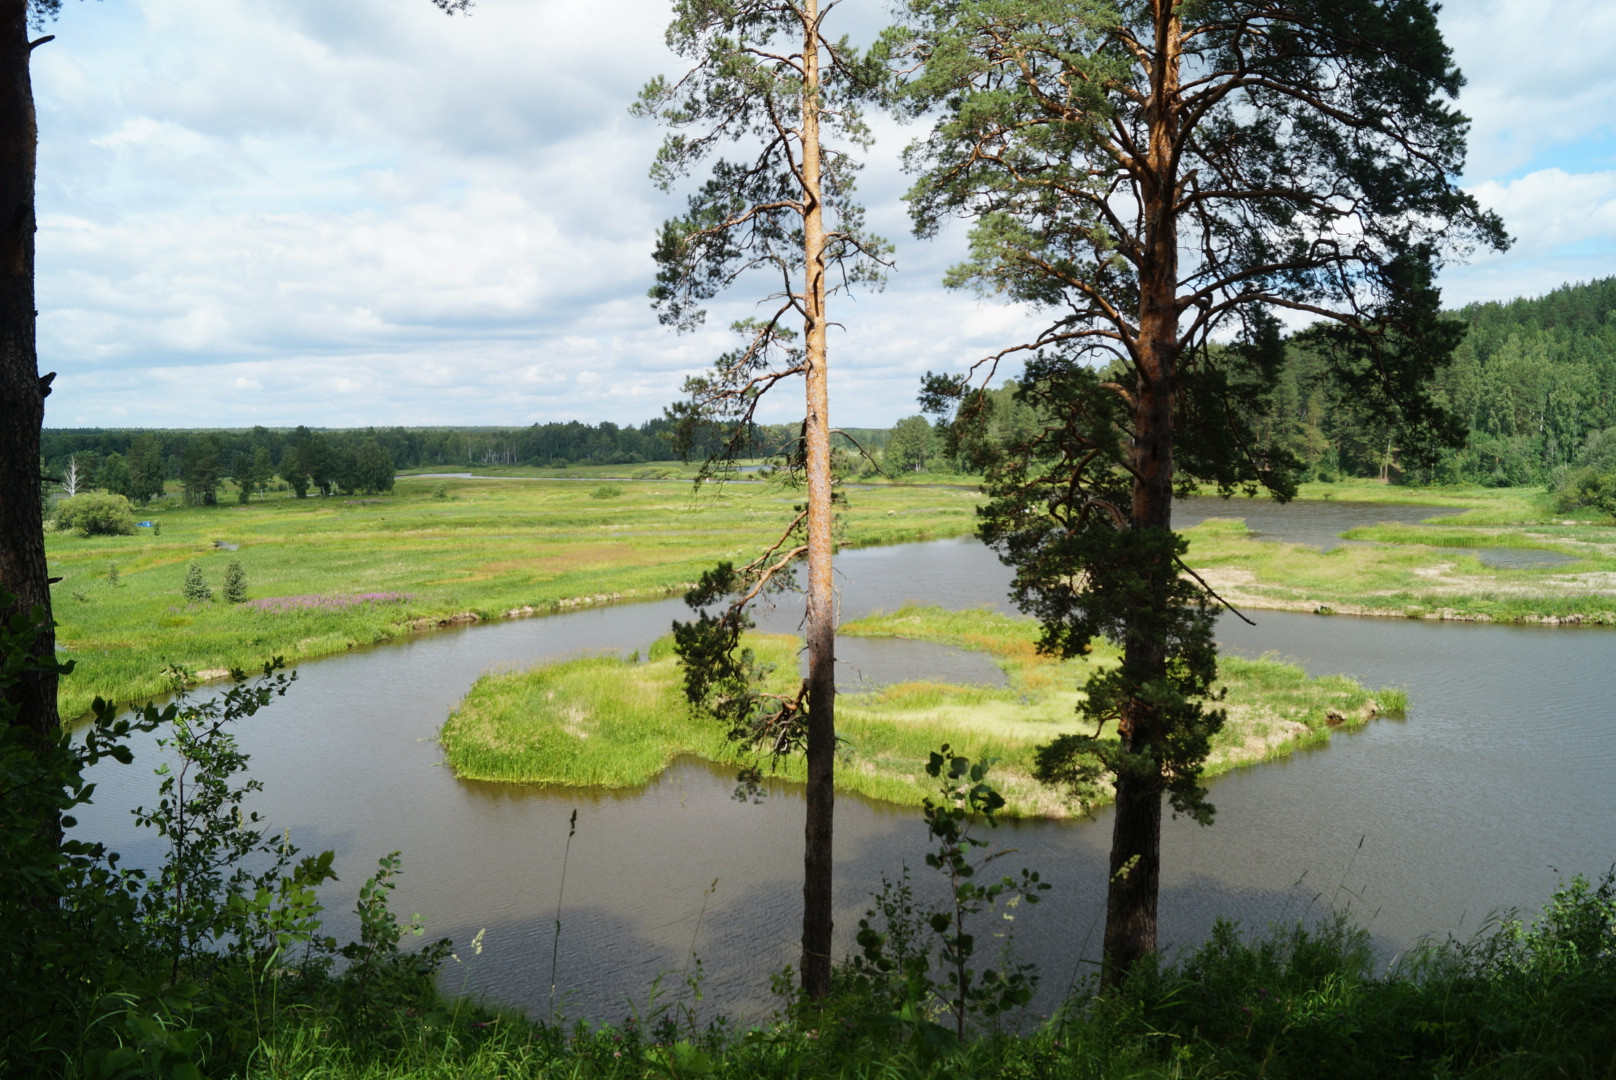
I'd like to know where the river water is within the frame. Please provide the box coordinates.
[75,498,1615,1022]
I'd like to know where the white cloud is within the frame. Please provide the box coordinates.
[27,0,1616,428]
[1444,0,1616,179]
[1468,170,1616,258]
[1438,169,1616,306]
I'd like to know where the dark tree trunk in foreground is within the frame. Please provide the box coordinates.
[0,0,58,756]
[1104,4,1181,980]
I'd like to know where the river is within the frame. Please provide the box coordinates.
[74,498,1616,1023]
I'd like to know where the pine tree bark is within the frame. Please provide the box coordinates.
[1103,1,1180,988]
[0,1,58,757]
[798,0,836,1001]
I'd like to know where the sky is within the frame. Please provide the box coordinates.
[31,0,1616,430]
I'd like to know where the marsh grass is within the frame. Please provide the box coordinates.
[444,606,1397,817]
[440,637,799,787]
[1283,480,1547,516]
[45,477,980,718]
[50,479,1599,719]
[1183,507,1616,624]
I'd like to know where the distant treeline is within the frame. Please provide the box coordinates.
[1259,277,1616,486]
[43,419,714,479]
[926,277,1616,489]
[45,278,1616,494]
[41,419,901,501]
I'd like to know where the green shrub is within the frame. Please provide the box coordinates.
[590,484,624,499]
[54,492,138,536]
[1554,467,1616,516]
[182,563,212,604]
[222,560,247,604]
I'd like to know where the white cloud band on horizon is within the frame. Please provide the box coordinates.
[32,0,1616,429]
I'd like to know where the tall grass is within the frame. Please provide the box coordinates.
[442,607,1400,817]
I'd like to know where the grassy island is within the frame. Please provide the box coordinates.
[44,474,1615,720]
[441,605,1400,817]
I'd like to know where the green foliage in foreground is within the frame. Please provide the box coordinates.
[89,871,1615,1080]
[441,607,1398,817]
[2,619,456,1079]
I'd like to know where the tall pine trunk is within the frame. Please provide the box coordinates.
[0,2,58,768]
[1103,2,1180,988]
[798,0,836,1002]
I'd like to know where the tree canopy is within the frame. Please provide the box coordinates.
[891,0,1506,983]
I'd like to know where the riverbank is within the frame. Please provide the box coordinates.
[441,606,1399,817]
[46,476,1614,717]
[44,475,978,718]
[1184,506,1616,624]
[145,870,1616,1080]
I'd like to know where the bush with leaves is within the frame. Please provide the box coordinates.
[134,662,331,981]
[1,602,459,1076]
[337,851,453,1033]
[0,592,171,1075]
[843,746,1048,1048]
[1554,468,1616,516]
[54,491,138,536]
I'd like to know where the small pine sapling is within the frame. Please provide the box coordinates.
[182,563,211,604]
[222,560,247,604]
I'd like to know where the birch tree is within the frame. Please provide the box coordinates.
[889,0,1507,985]
[636,0,887,1000]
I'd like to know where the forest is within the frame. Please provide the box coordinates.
[38,276,1616,497]
[39,419,896,493]
[1274,276,1616,487]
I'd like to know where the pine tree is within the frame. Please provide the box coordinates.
[636,0,888,999]
[182,564,212,604]
[892,0,1506,985]
[222,560,246,604]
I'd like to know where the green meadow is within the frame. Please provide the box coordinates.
[43,474,979,718]
[442,605,1399,818]
[1183,482,1616,624]
[46,474,1610,721]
